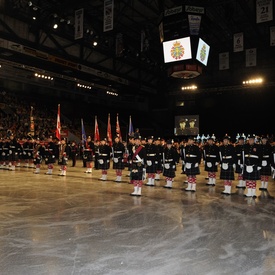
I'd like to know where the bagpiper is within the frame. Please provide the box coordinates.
[44,136,58,175]
[163,139,179,189]
[144,136,159,186]
[183,136,201,192]
[219,135,236,195]
[58,138,70,176]
[259,136,272,191]
[203,136,219,186]
[98,138,112,181]
[112,135,125,182]
[235,136,246,188]
[242,134,262,198]
[155,137,164,180]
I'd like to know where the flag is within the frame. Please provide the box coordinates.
[107,113,112,146]
[55,104,61,140]
[116,113,122,140]
[81,118,87,145]
[29,106,35,136]
[94,116,100,142]
[128,115,134,137]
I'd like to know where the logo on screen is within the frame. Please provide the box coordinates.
[199,44,207,62]
[170,41,185,60]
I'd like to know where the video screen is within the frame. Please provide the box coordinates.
[174,115,199,136]
[196,38,210,66]
[163,37,192,63]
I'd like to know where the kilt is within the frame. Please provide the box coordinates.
[220,163,235,180]
[83,151,93,162]
[145,160,157,173]
[185,162,200,176]
[163,163,176,178]
[2,150,9,161]
[260,165,271,176]
[98,158,110,170]
[130,163,144,180]
[157,159,162,171]
[45,155,56,164]
[243,165,260,180]
[204,160,218,172]
[235,164,243,174]
[113,157,124,169]
[8,151,19,162]
[58,156,68,166]
[34,155,42,165]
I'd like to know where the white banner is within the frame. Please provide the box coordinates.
[233,32,244,52]
[188,15,201,35]
[219,52,229,70]
[256,0,273,23]
[246,48,257,67]
[270,26,275,46]
[74,9,84,40]
[103,0,114,32]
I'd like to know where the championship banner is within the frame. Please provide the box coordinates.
[270,26,275,46]
[233,32,244,52]
[103,0,114,32]
[188,14,201,35]
[246,48,257,67]
[219,52,229,70]
[256,0,273,23]
[74,8,84,40]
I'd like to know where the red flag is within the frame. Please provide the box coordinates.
[116,113,122,140]
[107,113,112,146]
[55,104,61,140]
[94,116,100,142]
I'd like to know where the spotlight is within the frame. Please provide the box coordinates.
[93,41,98,46]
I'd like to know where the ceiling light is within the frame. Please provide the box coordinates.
[28,1,33,7]
[93,41,98,46]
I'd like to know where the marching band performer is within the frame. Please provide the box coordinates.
[44,136,58,175]
[112,135,125,182]
[8,135,20,171]
[58,138,70,176]
[183,136,201,192]
[98,138,112,181]
[259,136,272,191]
[155,138,164,181]
[144,136,158,186]
[33,138,44,174]
[83,136,94,173]
[242,134,262,197]
[203,136,219,186]
[235,136,246,188]
[163,139,179,189]
[219,135,236,195]
[130,136,146,196]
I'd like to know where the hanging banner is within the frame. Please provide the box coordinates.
[74,8,84,40]
[188,14,201,35]
[233,32,244,52]
[270,26,275,46]
[219,52,229,70]
[103,0,114,32]
[256,0,273,23]
[246,48,257,67]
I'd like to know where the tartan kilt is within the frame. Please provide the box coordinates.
[58,156,68,166]
[163,166,176,178]
[83,152,93,162]
[113,158,125,170]
[146,160,157,173]
[185,163,200,176]
[8,152,19,162]
[130,165,144,180]
[45,155,56,164]
[21,151,29,160]
[260,165,271,176]
[204,161,218,172]
[243,165,260,180]
[34,156,42,165]
[157,160,163,171]
[220,164,235,180]
[235,164,243,174]
[98,158,110,170]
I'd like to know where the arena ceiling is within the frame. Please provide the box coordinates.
[0,0,275,98]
